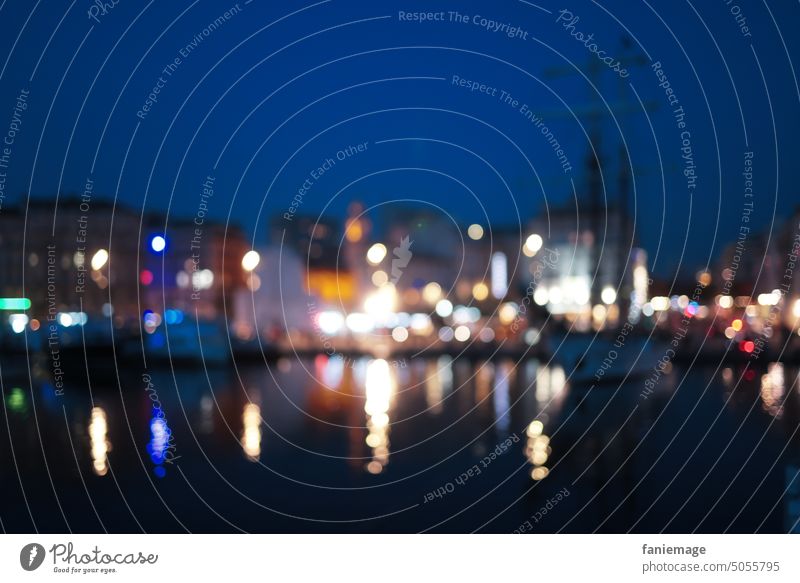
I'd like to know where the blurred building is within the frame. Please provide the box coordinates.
[0,205,25,300]
[141,217,247,320]
[0,196,247,329]
[278,213,356,307]
[527,205,615,298]
[231,245,310,340]
[714,207,800,297]
[2,197,140,324]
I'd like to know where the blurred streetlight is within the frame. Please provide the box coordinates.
[454,325,470,342]
[345,218,364,242]
[472,282,489,301]
[697,271,712,287]
[366,243,387,265]
[523,234,543,257]
[364,284,397,319]
[467,224,484,240]
[491,252,508,299]
[91,249,109,271]
[149,235,167,253]
[422,282,442,304]
[242,250,260,272]
[372,270,389,286]
[601,286,617,305]
[498,302,518,324]
[391,327,409,342]
[435,299,453,318]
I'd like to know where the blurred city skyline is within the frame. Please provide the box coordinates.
[1,1,799,278]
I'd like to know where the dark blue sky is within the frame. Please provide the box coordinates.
[1,0,798,276]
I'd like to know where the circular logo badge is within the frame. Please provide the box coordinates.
[20,543,46,571]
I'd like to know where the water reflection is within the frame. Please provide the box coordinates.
[318,354,345,389]
[536,363,566,405]
[199,395,214,434]
[760,363,785,418]
[89,406,109,476]
[6,386,27,414]
[364,359,394,474]
[425,355,452,414]
[493,361,512,433]
[241,403,262,461]
[525,419,551,481]
[148,409,173,478]
[3,354,798,532]
[475,361,493,405]
[722,366,734,387]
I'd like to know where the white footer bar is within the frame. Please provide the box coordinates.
[1,534,797,582]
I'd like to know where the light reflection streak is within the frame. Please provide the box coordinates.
[493,362,512,432]
[89,407,110,476]
[760,363,785,418]
[241,403,262,460]
[365,359,395,474]
[525,418,551,480]
[536,364,566,404]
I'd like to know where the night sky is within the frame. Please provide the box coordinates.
[1,0,798,277]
